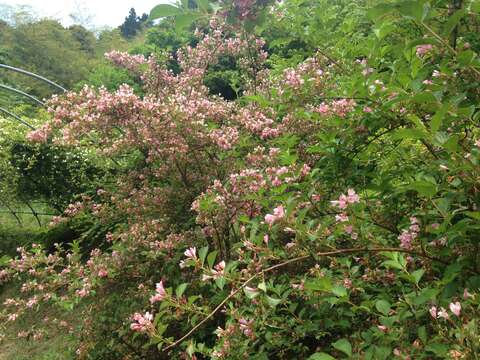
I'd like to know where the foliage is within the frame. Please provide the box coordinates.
[2,0,480,359]
[119,8,150,39]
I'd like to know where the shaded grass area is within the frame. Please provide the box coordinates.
[0,203,54,257]
[0,284,77,360]
[0,207,77,359]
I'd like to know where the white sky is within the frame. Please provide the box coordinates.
[0,0,171,28]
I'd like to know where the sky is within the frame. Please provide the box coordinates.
[0,0,170,28]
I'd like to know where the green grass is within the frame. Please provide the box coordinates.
[0,284,77,360]
[0,203,53,257]
[0,205,76,359]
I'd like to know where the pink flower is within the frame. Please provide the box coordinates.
[377,325,387,332]
[449,301,461,316]
[416,44,433,56]
[264,205,285,226]
[398,231,413,249]
[130,312,154,332]
[150,281,167,304]
[437,307,449,319]
[336,213,349,223]
[463,288,473,299]
[264,214,276,226]
[422,79,433,85]
[363,106,373,113]
[331,189,360,209]
[273,205,285,218]
[429,306,437,319]
[98,269,108,278]
[184,247,197,260]
[347,189,360,203]
[238,318,254,337]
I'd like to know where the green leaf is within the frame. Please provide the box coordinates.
[244,286,260,299]
[398,1,429,22]
[175,283,188,298]
[266,295,282,307]
[382,260,404,270]
[430,104,448,133]
[408,180,437,197]
[412,92,438,104]
[367,3,394,20]
[308,353,336,360]
[174,13,203,32]
[332,285,348,298]
[207,251,218,268]
[149,4,183,20]
[215,276,225,290]
[418,326,427,344]
[457,50,476,66]
[332,338,352,357]
[0,255,10,266]
[196,0,210,12]
[199,246,209,266]
[442,9,466,37]
[391,128,427,141]
[305,277,332,292]
[465,211,480,220]
[375,300,391,316]
[411,269,425,285]
[374,22,395,40]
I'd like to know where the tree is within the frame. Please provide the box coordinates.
[119,8,149,38]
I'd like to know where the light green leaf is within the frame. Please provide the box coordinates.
[332,285,348,298]
[408,180,437,197]
[442,9,466,36]
[175,283,188,298]
[149,4,183,20]
[457,50,476,66]
[196,0,210,12]
[207,251,217,268]
[305,277,332,292]
[244,286,260,299]
[411,269,425,285]
[375,300,391,316]
[308,353,336,360]
[398,0,429,22]
[199,246,209,266]
[266,295,282,307]
[332,338,352,357]
[174,13,203,32]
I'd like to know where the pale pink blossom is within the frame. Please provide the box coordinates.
[449,301,461,316]
[150,281,167,304]
[416,44,433,56]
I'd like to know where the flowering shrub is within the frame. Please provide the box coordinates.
[2,0,480,359]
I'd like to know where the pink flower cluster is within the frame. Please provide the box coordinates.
[313,99,357,118]
[283,68,305,89]
[398,217,420,250]
[264,205,285,226]
[202,261,225,281]
[105,50,146,72]
[210,127,239,150]
[429,301,461,319]
[26,123,52,143]
[130,311,154,332]
[416,44,433,57]
[330,189,360,209]
[150,281,167,304]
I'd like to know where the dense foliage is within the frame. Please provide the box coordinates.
[2,0,480,359]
